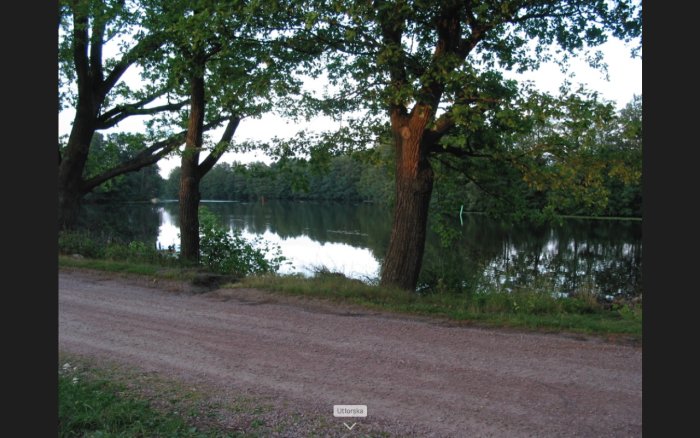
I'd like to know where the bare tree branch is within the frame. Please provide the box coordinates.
[375,0,409,117]
[82,117,228,193]
[96,99,190,129]
[89,3,106,84]
[71,2,90,90]
[96,91,162,122]
[198,117,241,176]
[433,154,510,206]
[99,31,165,99]
[429,143,495,159]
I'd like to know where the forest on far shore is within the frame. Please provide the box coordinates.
[84,95,641,220]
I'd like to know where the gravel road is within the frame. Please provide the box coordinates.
[59,269,642,437]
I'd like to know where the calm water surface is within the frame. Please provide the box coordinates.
[76,200,642,298]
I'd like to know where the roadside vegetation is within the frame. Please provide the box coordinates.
[58,353,358,437]
[59,212,641,340]
[58,2,642,436]
[235,271,641,339]
[59,206,284,276]
[59,363,229,437]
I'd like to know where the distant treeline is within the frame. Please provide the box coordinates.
[158,149,641,218]
[83,123,640,220]
[82,133,163,204]
[161,153,395,204]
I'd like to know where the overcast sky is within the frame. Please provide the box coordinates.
[59,37,641,179]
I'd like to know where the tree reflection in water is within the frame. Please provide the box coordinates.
[76,201,642,298]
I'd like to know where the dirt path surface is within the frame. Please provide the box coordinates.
[59,269,642,437]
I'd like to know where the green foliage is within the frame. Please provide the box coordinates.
[82,133,165,202]
[239,274,641,337]
[61,0,642,294]
[59,0,186,168]
[167,94,641,222]
[59,0,160,112]
[59,363,227,437]
[161,166,182,199]
[58,231,107,259]
[562,294,602,315]
[82,133,122,185]
[613,302,642,322]
[59,230,177,265]
[60,255,170,276]
[427,94,642,248]
[104,240,178,265]
[198,207,286,276]
[167,150,395,204]
[295,0,641,128]
[59,0,322,230]
[281,1,641,291]
[139,0,315,131]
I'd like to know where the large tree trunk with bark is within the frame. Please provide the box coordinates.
[380,112,435,290]
[57,184,84,231]
[178,75,206,263]
[58,100,96,230]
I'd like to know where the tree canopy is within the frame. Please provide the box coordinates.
[59,0,193,228]
[160,94,641,219]
[268,0,642,289]
[60,0,642,291]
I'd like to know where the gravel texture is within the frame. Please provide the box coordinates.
[59,269,642,437]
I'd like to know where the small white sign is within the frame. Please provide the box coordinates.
[333,405,367,418]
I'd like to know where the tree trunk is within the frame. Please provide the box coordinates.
[57,183,84,231]
[178,74,205,263]
[58,100,96,230]
[380,112,435,290]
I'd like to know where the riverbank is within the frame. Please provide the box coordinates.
[58,256,641,341]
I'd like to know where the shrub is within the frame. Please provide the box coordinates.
[613,302,642,322]
[562,291,601,314]
[104,242,131,260]
[58,231,106,258]
[198,206,286,276]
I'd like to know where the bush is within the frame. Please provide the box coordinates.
[57,231,177,266]
[104,240,174,265]
[103,242,130,260]
[58,231,106,258]
[124,241,160,263]
[562,292,601,314]
[198,207,286,276]
[613,302,642,322]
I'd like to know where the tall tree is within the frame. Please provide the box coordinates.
[293,0,641,290]
[144,0,314,262]
[58,0,201,229]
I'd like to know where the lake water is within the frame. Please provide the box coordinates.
[76,200,642,298]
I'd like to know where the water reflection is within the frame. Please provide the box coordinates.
[155,202,383,280]
[76,201,642,298]
[247,231,380,280]
[76,201,161,245]
[421,215,642,297]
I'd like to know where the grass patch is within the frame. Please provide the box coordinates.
[59,227,641,341]
[59,361,238,437]
[59,254,641,340]
[58,223,278,283]
[59,255,167,277]
[558,214,642,221]
[58,353,393,437]
[59,230,181,266]
[236,274,641,339]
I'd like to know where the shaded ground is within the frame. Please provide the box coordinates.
[59,269,642,437]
